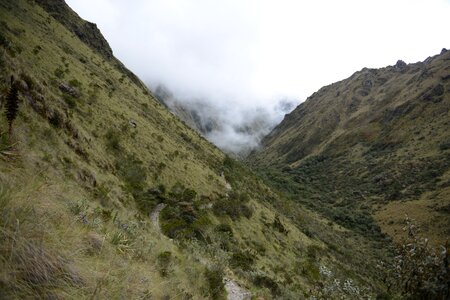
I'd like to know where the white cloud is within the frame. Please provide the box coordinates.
[66,0,449,151]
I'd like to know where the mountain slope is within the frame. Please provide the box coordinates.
[0,0,394,299]
[249,50,450,245]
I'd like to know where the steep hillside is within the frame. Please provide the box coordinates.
[249,50,450,245]
[153,84,221,137]
[0,0,397,299]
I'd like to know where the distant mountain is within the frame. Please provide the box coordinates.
[249,49,450,244]
[153,84,296,156]
[153,84,221,136]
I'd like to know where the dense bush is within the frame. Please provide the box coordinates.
[159,185,210,240]
[133,186,165,215]
[212,191,253,220]
[252,273,280,296]
[230,249,255,271]
[204,265,225,299]
[105,129,121,151]
[116,154,147,193]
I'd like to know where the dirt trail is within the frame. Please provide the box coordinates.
[224,278,251,300]
[150,203,166,233]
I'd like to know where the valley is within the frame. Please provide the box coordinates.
[0,0,448,299]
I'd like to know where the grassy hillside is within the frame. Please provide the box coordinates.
[0,0,398,299]
[248,50,450,246]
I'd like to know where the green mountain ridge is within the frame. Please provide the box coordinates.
[0,0,404,299]
[248,50,450,245]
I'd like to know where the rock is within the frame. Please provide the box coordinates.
[129,119,137,128]
[362,79,373,88]
[59,83,80,98]
[224,278,251,300]
[394,60,407,71]
[440,48,447,55]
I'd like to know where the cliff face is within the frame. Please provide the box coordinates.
[35,0,113,59]
[249,50,450,244]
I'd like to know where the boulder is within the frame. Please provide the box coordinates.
[59,83,80,98]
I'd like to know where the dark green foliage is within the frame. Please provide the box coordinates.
[0,33,22,57]
[48,109,64,128]
[439,142,450,151]
[116,154,147,193]
[182,188,197,202]
[105,129,121,151]
[5,76,19,135]
[255,151,449,238]
[252,274,280,296]
[230,249,255,270]
[272,215,288,235]
[156,251,172,277]
[204,266,225,299]
[32,45,42,55]
[306,244,322,260]
[213,191,253,220]
[301,260,320,281]
[160,201,210,240]
[62,94,76,108]
[68,79,81,88]
[158,184,211,240]
[214,224,233,237]
[54,67,65,79]
[133,186,165,215]
[0,33,10,49]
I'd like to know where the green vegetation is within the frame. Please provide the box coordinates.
[249,49,450,246]
[385,218,450,299]
[2,0,446,299]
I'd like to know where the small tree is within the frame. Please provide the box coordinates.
[5,75,19,136]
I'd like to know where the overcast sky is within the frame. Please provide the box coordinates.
[65,0,449,152]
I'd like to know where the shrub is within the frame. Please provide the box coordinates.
[301,260,320,281]
[116,154,147,193]
[160,218,188,239]
[68,79,82,88]
[252,274,280,296]
[439,142,450,151]
[160,201,210,240]
[32,45,42,55]
[214,224,233,237]
[62,94,76,108]
[204,265,225,299]
[272,215,288,234]
[386,217,450,299]
[105,129,121,152]
[212,192,253,220]
[230,249,255,271]
[156,251,172,277]
[182,188,197,202]
[54,67,65,79]
[133,186,165,215]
